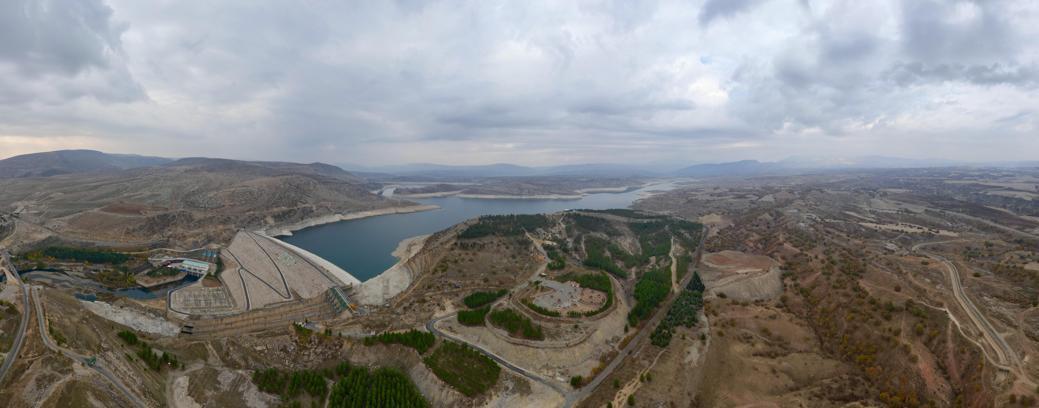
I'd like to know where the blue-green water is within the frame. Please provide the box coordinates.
[281,183,672,282]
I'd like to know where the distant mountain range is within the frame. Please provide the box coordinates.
[2,150,1036,181]
[352,156,1039,179]
[342,162,667,179]
[0,149,171,178]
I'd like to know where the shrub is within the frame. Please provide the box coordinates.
[546,247,566,270]
[363,330,436,354]
[650,290,703,347]
[628,221,671,262]
[459,214,549,239]
[328,366,428,407]
[583,236,627,278]
[36,246,130,264]
[457,307,490,326]
[255,361,428,407]
[687,272,705,292]
[628,268,671,326]
[136,342,179,371]
[463,290,508,309]
[488,308,544,340]
[522,299,561,317]
[253,368,287,394]
[117,330,139,346]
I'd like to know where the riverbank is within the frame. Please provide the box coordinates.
[394,191,586,200]
[395,185,643,201]
[575,186,639,194]
[355,234,430,305]
[266,204,439,237]
[393,191,465,199]
[456,193,584,200]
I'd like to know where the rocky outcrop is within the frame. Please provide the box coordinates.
[0,213,12,243]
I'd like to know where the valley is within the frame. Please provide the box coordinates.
[1,155,1038,407]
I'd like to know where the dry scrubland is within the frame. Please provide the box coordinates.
[4,167,1039,407]
[632,168,1039,406]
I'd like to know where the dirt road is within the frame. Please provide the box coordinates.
[0,252,30,385]
[912,241,1033,386]
[31,286,148,407]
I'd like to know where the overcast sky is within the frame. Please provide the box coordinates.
[1,0,1037,166]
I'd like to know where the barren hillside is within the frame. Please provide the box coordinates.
[0,156,407,249]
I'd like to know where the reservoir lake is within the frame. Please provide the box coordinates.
[280,182,674,282]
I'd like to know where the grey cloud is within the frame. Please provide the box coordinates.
[0,0,123,75]
[698,0,767,26]
[820,32,880,63]
[3,0,1039,165]
[900,0,1017,64]
[0,0,143,103]
[885,62,1039,87]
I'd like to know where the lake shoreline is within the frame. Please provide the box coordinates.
[265,204,439,237]
[355,233,430,304]
[279,181,678,283]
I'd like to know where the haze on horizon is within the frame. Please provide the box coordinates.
[1,0,1037,167]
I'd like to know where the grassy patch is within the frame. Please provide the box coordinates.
[423,341,501,397]
[292,322,313,342]
[48,321,67,347]
[488,308,544,340]
[675,254,692,281]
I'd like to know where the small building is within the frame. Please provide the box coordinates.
[178,259,210,277]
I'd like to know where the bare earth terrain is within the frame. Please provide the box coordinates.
[3,165,1039,407]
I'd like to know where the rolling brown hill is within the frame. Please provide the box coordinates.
[0,155,405,249]
[0,149,172,178]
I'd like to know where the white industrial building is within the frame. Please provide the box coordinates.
[178,259,211,277]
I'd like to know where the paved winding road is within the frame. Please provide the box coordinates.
[425,315,568,395]
[912,241,1033,385]
[31,286,148,407]
[0,252,30,385]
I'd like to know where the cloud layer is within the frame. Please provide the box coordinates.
[1,0,1036,165]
